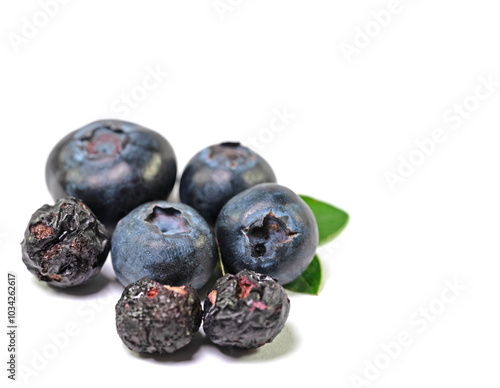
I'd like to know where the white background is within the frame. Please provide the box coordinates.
[1,1,499,387]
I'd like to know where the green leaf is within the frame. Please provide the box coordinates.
[284,255,321,295]
[300,195,349,246]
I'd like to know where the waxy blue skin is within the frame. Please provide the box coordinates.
[180,142,276,225]
[216,183,319,285]
[112,201,218,290]
[45,119,177,231]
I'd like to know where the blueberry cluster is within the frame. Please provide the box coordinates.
[21,119,319,353]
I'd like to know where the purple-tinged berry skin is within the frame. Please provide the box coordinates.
[115,277,202,354]
[179,142,276,225]
[216,183,319,285]
[112,201,218,289]
[203,270,290,349]
[45,119,177,231]
[21,197,110,288]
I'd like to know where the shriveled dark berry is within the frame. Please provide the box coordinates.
[21,197,110,288]
[115,276,202,354]
[203,269,290,349]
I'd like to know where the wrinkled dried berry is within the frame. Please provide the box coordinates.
[115,277,202,354]
[203,269,290,349]
[20,197,110,288]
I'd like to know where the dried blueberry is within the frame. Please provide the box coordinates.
[21,197,110,288]
[180,142,276,225]
[115,276,202,354]
[203,269,290,349]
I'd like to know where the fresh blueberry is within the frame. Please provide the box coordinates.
[216,183,319,285]
[115,276,202,354]
[21,197,110,288]
[179,142,276,225]
[203,269,290,349]
[45,119,177,231]
[112,201,218,289]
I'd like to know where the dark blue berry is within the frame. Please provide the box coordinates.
[216,183,319,284]
[111,201,218,289]
[45,119,177,231]
[179,142,276,225]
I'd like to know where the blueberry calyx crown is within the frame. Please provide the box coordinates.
[80,125,129,159]
[208,142,255,169]
[144,206,190,235]
[242,211,299,259]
